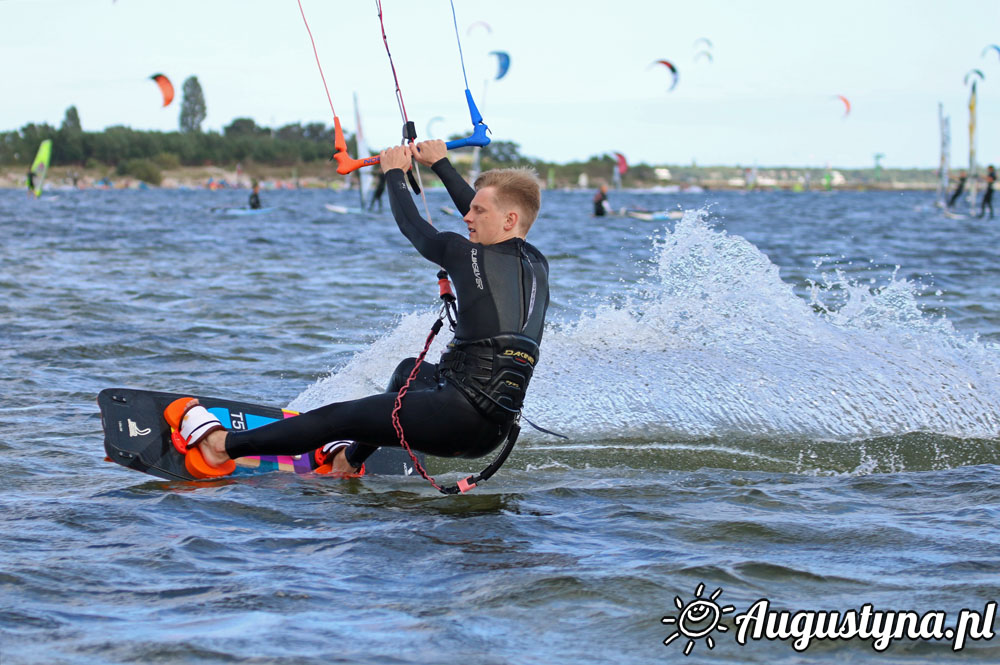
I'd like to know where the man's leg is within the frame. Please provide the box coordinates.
[336,359,439,470]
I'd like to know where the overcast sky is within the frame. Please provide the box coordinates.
[3,0,998,168]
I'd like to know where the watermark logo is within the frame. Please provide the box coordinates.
[661,584,736,655]
[661,584,997,655]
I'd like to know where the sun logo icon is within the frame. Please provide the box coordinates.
[661,583,735,655]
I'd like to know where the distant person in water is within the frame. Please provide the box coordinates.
[979,165,995,219]
[593,184,611,216]
[947,170,967,209]
[26,169,35,195]
[369,170,387,211]
[249,181,262,210]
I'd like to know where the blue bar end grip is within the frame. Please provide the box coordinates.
[444,89,491,150]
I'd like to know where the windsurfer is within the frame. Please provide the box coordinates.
[948,170,967,209]
[978,165,995,219]
[369,170,387,211]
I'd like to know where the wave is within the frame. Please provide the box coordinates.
[291,211,1000,448]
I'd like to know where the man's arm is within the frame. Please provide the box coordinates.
[412,140,475,215]
[385,169,450,265]
[432,158,475,215]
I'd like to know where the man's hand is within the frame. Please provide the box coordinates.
[380,145,412,173]
[410,140,447,167]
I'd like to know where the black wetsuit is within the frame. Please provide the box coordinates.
[980,169,995,219]
[225,158,550,467]
[369,171,387,211]
[593,190,608,216]
[249,191,261,210]
[27,170,35,193]
[948,175,966,208]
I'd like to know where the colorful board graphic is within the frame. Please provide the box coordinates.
[98,388,421,481]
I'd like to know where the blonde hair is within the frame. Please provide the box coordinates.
[474,167,541,232]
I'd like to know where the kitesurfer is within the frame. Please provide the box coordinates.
[165,139,550,479]
[593,184,611,216]
[369,170,387,211]
[979,165,995,219]
[249,181,262,210]
[948,170,967,209]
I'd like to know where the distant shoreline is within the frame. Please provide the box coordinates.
[0,164,946,192]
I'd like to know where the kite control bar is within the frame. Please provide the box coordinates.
[330,92,491,175]
[332,117,380,175]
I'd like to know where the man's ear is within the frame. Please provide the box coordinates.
[504,210,519,231]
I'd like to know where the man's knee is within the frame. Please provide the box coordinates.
[386,358,418,392]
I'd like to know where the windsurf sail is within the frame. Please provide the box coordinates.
[353,91,373,210]
[968,82,978,213]
[470,146,482,183]
[612,152,627,189]
[937,102,950,209]
[30,139,52,198]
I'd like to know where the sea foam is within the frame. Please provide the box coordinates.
[291,211,1000,443]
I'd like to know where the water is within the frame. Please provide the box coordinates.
[3,187,1000,663]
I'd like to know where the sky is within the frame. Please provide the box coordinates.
[2,0,999,169]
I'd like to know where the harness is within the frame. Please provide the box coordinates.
[392,270,562,495]
[438,334,539,423]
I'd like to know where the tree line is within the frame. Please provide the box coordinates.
[0,75,658,186]
[0,111,355,169]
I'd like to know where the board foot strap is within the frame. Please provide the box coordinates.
[164,397,236,479]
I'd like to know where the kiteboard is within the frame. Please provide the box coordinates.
[626,209,684,221]
[943,210,968,220]
[220,207,277,216]
[324,203,369,215]
[98,388,422,481]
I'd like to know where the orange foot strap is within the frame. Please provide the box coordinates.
[164,397,235,479]
[185,446,236,479]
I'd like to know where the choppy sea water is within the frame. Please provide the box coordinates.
[2,186,1000,664]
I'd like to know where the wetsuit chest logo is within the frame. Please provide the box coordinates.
[470,248,484,290]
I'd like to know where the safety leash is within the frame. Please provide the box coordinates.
[392,272,528,495]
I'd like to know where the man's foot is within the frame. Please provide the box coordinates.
[314,441,365,478]
[164,398,236,478]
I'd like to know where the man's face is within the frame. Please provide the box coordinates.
[464,186,511,245]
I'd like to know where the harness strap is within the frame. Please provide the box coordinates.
[450,378,568,440]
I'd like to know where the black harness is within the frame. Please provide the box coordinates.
[393,269,563,495]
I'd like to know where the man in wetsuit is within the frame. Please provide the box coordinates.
[947,171,966,209]
[593,184,610,216]
[26,169,35,195]
[978,165,995,219]
[249,181,262,210]
[166,140,549,478]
